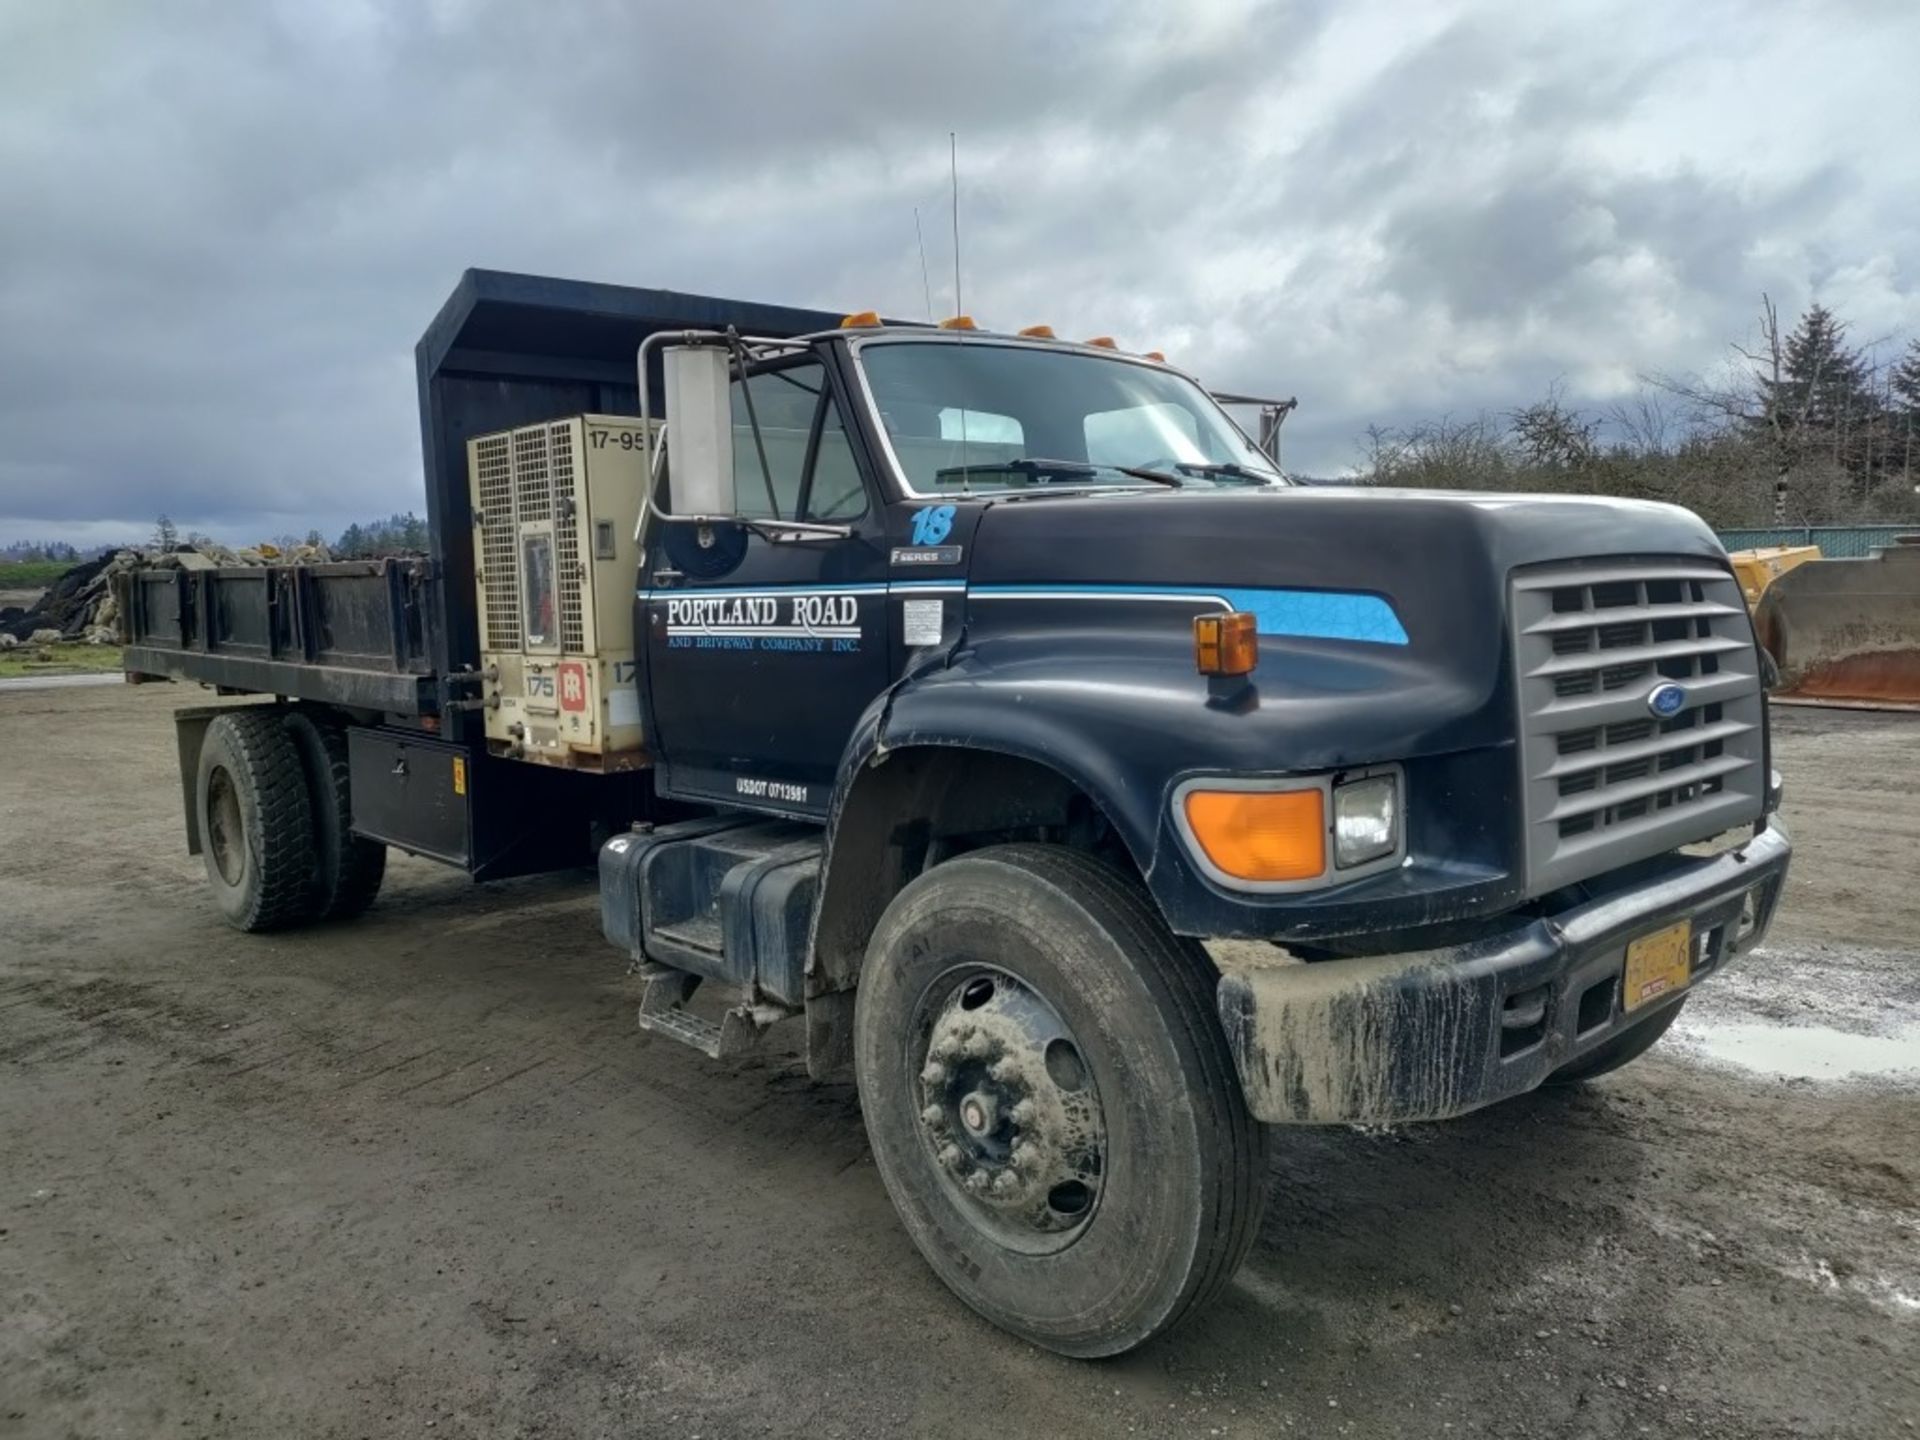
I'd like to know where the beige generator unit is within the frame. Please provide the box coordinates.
[468,415,657,769]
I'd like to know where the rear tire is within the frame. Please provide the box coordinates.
[282,709,386,920]
[1546,996,1688,1084]
[194,710,316,932]
[854,844,1271,1357]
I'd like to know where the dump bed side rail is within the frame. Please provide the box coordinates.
[119,559,439,713]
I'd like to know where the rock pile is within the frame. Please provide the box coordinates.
[0,541,334,644]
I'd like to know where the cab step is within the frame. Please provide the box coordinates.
[602,815,823,1059]
[633,962,784,1060]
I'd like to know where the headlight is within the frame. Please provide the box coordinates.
[1333,773,1398,868]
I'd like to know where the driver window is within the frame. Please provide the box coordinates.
[733,363,824,520]
[806,404,868,521]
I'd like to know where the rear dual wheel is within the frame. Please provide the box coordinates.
[195,711,317,932]
[195,708,385,932]
[855,844,1271,1357]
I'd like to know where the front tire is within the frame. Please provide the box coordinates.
[194,709,316,932]
[854,844,1270,1357]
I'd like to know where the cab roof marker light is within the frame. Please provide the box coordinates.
[1085,336,1118,348]
[1018,324,1056,338]
[839,311,883,329]
[939,315,979,330]
[1143,350,1166,362]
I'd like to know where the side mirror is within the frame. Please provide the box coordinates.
[662,344,736,517]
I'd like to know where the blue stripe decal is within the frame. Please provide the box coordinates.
[970,583,1408,645]
[1217,587,1408,645]
[635,579,1407,644]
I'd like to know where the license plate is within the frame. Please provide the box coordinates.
[1623,920,1693,1013]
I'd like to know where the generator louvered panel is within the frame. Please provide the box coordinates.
[1511,558,1766,893]
[475,433,519,649]
[513,426,552,522]
[550,421,586,654]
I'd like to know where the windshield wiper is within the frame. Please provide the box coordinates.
[1169,461,1279,486]
[929,457,1187,490]
[932,457,1099,486]
[1112,464,1184,488]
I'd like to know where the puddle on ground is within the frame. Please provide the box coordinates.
[1676,1020,1920,1081]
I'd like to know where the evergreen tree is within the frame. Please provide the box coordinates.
[1892,340,1920,416]
[1764,304,1872,433]
[1892,341,1920,484]
[152,514,179,551]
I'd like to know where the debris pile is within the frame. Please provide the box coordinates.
[0,541,334,645]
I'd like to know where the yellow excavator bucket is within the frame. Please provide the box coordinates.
[1746,538,1920,708]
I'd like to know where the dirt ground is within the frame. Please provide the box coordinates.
[2,687,1915,1440]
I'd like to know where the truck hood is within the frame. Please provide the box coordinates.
[958,486,1734,764]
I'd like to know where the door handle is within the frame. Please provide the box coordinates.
[651,568,684,588]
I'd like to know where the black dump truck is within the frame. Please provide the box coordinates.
[121,269,1791,1356]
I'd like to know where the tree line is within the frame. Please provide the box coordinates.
[1354,297,1920,528]
[142,512,431,558]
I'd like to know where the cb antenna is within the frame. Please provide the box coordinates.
[913,207,934,320]
[949,132,963,318]
[950,131,970,491]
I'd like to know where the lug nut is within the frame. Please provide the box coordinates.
[937,1143,963,1169]
[1011,1099,1037,1126]
[920,1061,948,1086]
[921,1105,945,1128]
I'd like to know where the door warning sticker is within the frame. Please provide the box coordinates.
[902,598,944,648]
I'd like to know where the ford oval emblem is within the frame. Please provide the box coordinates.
[1647,682,1688,718]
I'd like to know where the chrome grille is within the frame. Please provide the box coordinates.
[1512,559,1766,892]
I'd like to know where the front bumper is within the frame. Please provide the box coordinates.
[1216,822,1791,1124]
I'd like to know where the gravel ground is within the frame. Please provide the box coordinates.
[1,688,1914,1439]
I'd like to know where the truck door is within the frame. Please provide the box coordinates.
[641,356,888,818]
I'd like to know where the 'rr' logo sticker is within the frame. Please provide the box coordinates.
[909,504,956,546]
[558,661,588,713]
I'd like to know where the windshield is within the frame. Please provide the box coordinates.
[855,339,1285,494]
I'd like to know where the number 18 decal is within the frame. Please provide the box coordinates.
[909,505,956,546]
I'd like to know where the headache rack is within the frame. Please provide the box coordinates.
[1511,558,1767,893]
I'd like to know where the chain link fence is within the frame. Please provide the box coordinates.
[1715,525,1918,558]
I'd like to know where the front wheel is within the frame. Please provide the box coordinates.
[854,844,1270,1357]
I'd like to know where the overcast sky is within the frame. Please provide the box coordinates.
[4,0,1918,546]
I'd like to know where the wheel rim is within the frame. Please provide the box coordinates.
[910,965,1107,1255]
[206,766,246,886]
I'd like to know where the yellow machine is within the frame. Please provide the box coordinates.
[1732,539,1920,708]
[468,415,657,768]
[1728,545,1821,608]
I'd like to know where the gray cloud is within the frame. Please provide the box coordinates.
[2,0,1916,544]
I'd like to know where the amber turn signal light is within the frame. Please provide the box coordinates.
[1182,788,1327,883]
[1194,612,1258,676]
